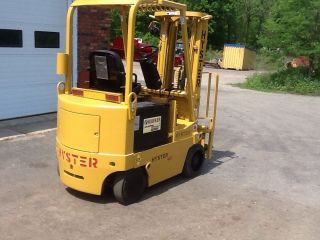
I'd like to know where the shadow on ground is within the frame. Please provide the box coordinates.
[65,149,237,205]
[66,187,115,204]
[142,149,237,201]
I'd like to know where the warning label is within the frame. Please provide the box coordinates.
[143,116,161,134]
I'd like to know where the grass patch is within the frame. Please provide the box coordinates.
[237,68,320,96]
[205,47,222,61]
[254,49,291,71]
[255,53,282,71]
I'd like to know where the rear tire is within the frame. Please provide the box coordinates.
[113,168,147,205]
[182,144,205,178]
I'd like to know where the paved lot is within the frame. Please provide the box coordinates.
[1,69,320,240]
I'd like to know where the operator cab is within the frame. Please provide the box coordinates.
[77,11,186,97]
[89,49,170,152]
[69,7,198,153]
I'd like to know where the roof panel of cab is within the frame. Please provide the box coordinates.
[71,0,138,7]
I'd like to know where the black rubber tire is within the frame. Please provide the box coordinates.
[113,168,147,205]
[182,144,205,178]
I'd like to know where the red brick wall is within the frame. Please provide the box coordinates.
[78,7,111,72]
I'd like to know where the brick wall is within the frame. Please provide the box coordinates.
[78,7,111,72]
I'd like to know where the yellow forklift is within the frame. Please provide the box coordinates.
[56,0,219,205]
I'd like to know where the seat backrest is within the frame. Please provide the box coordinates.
[89,50,125,92]
[140,58,162,90]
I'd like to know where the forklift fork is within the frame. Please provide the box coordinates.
[198,72,219,159]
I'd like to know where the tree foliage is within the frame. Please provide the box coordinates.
[177,0,274,49]
[110,0,319,71]
[259,0,320,71]
[111,0,274,49]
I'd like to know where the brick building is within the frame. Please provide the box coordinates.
[78,7,111,72]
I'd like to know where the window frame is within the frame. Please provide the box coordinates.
[34,31,60,48]
[0,29,23,48]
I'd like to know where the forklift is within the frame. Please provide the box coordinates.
[56,0,219,205]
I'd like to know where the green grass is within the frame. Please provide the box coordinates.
[255,53,283,71]
[237,68,320,96]
[205,47,222,61]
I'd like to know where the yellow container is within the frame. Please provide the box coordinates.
[222,44,256,70]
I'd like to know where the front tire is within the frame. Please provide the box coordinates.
[182,144,205,178]
[113,168,147,205]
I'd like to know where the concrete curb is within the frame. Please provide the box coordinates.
[0,128,56,142]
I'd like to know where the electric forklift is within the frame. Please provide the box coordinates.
[56,0,219,205]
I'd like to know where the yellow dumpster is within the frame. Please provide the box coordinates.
[222,44,256,70]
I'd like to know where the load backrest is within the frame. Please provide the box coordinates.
[140,58,162,90]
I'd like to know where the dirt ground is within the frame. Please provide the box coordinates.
[1,68,320,240]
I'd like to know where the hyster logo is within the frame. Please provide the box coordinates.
[196,30,207,88]
[152,153,169,162]
[58,148,98,168]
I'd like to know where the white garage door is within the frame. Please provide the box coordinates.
[0,1,71,120]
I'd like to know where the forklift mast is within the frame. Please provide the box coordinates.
[155,11,212,119]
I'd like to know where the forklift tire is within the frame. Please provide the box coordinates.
[182,144,205,178]
[113,168,147,205]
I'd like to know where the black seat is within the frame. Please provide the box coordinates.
[89,50,141,94]
[140,57,162,90]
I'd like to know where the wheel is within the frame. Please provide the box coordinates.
[182,144,205,178]
[113,168,147,205]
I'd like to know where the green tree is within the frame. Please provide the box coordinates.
[110,10,122,38]
[178,0,238,48]
[234,0,275,48]
[110,0,276,50]
[259,0,320,72]
[178,0,274,49]
[110,10,160,46]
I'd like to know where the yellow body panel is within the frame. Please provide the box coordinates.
[58,94,134,155]
[72,0,187,8]
[57,140,120,195]
[141,137,193,185]
[58,109,100,153]
[57,116,197,194]
[72,0,138,6]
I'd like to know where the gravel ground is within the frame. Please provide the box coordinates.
[0,68,320,240]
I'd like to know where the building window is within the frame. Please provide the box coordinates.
[0,29,23,47]
[35,31,60,48]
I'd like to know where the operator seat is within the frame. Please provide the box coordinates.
[89,50,141,94]
[140,57,162,90]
